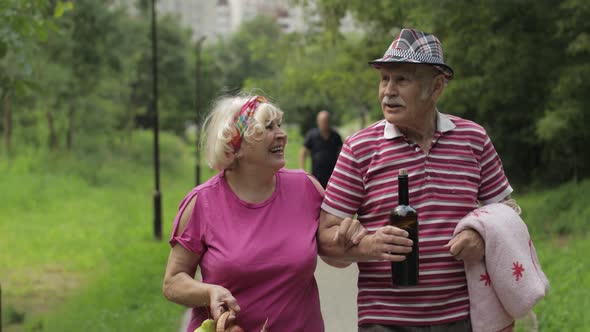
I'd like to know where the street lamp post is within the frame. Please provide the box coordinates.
[1,283,3,332]
[195,36,206,186]
[151,0,162,240]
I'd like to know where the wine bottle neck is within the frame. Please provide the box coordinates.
[398,175,409,205]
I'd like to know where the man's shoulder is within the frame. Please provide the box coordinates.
[445,114,488,137]
[303,128,319,147]
[345,120,386,145]
[306,127,321,136]
[330,128,343,139]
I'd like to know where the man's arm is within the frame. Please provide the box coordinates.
[318,210,413,264]
[500,194,521,213]
[447,130,515,262]
[306,174,366,268]
[299,147,309,170]
[445,194,517,262]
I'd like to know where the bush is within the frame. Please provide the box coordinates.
[1,130,192,187]
[518,180,590,237]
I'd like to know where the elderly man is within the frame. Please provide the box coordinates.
[299,110,343,188]
[318,29,513,331]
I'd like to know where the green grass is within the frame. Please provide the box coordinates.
[1,127,588,331]
[0,128,303,332]
[524,235,590,331]
[0,131,204,332]
[512,180,590,331]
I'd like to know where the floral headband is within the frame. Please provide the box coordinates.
[229,95,268,151]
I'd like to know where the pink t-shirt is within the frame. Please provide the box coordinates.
[169,169,324,332]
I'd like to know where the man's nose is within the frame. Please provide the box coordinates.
[385,81,399,96]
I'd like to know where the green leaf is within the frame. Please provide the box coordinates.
[14,79,31,96]
[35,26,48,42]
[54,0,65,18]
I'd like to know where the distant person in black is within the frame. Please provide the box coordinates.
[299,111,343,188]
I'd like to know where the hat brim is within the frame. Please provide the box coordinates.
[369,57,454,80]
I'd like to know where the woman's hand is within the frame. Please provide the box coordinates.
[208,285,241,325]
[334,217,368,250]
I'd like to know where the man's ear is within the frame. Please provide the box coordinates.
[430,74,446,101]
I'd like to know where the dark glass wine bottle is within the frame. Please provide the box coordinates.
[390,168,419,286]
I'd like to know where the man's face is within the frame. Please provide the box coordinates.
[317,112,330,132]
[378,64,434,126]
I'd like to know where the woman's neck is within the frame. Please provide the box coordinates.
[224,166,277,204]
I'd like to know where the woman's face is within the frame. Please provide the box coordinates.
[240,118,287,172]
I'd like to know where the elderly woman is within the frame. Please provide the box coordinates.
[162,95,362,331]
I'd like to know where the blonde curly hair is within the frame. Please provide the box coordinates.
[201,94,283,171]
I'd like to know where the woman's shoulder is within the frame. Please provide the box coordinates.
[277,168,311,184]
[278,168,307,176]
[194,172,224,193]
[178,173,224,206]
[278,168,324,198]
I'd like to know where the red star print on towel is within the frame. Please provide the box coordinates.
[512,261,525,281]
[470,209,490,218]
[479,272,491,286]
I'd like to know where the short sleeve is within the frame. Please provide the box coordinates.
[303,130,314,150]
[477,134,513,204]
[168,189,206,255]
[321,140,365,218]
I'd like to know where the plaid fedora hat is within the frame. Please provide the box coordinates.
[369,28,454,80]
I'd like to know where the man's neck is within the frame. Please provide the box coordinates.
[398,109,437,144]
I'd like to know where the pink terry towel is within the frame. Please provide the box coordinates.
[454,203,549,332]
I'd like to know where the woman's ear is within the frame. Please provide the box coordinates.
[234,149,244,165]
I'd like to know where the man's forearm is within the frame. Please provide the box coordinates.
[317,225,370,263]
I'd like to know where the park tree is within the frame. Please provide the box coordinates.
[536,0,590,182]
[129,12,196,136]
[307,0,588,185]
[0,0,72,152]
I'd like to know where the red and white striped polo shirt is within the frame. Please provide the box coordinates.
[322,112,513,326]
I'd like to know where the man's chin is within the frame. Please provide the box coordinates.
[383,109,405,122]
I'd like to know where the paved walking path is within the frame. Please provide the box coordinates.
[315,260,359,331]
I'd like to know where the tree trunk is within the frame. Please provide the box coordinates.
[66,105,75,150]
[2,95,10,153]
[46,111,58,150]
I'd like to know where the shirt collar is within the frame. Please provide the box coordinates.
[383,111,456,139]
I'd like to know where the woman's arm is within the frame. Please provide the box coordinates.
[306,175,368,268]
[162,195,240,320]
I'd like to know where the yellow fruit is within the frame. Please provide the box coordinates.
[195,319,216,332]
